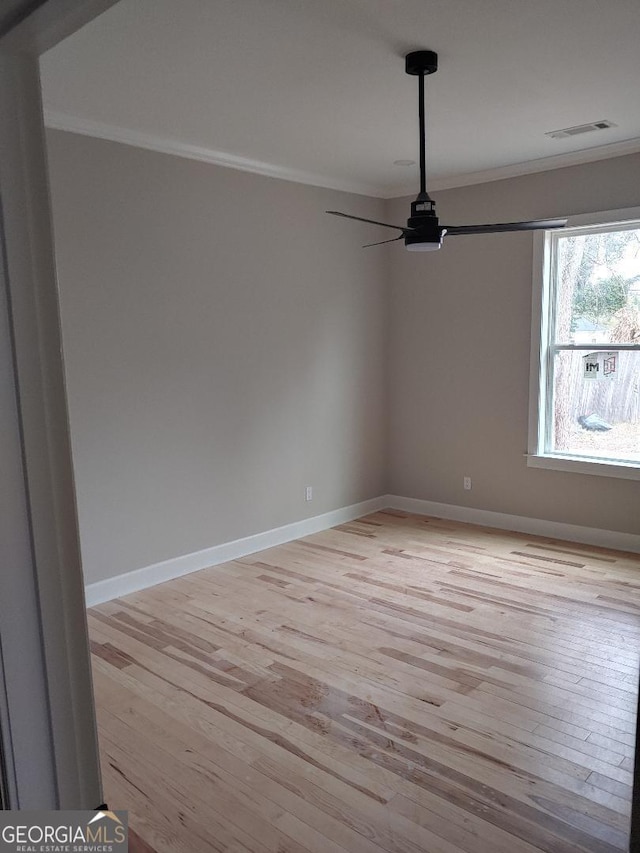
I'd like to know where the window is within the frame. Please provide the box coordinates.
[529,208,640,479]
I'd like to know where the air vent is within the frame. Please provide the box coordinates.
[546,120,617,140]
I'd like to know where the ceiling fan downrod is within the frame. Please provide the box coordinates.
[405,50,441,246]
[405,50,437,198]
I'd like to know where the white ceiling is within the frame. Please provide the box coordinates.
[40,0,640,198]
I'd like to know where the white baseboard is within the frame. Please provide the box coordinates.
[385,495,640,554]
[85,493,640,606]
[84,496,387,606]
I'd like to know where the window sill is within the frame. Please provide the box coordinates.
[526,452,640,481]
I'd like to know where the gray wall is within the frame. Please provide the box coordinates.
[388,153,640,534]
[47,130,640,589]
[46,130,389,584]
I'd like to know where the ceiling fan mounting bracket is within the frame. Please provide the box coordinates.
[405,50,438,76]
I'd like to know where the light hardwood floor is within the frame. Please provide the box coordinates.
[88,510,640,853]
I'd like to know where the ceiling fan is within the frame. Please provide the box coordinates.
[327,51,567,251]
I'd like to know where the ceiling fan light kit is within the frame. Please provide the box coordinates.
[327,50,567,252]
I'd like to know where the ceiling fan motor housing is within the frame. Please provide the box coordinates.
[408,197,437,229]
[405,196,443,249]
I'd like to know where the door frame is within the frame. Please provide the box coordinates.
[0,0,120,809]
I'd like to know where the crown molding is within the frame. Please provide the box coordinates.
[44,110,640,201]
[43,109,381,198]
[383,136,640,198]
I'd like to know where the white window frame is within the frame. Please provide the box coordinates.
[528,206,640,481]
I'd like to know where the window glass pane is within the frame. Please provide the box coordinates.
[554,227,640,345]
[550,349,640,462]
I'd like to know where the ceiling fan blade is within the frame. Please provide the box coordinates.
[443,219,568,236]
[363,235,405,248]
[326,210,407,233]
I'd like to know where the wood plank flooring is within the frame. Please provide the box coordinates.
[89,511,640,852]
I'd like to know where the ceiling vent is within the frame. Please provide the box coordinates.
[545,120,617,140]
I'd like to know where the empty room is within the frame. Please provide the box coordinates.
[1,1,640,851]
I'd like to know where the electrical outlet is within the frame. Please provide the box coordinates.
[305,486,313,501]
[463,476,472,491]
